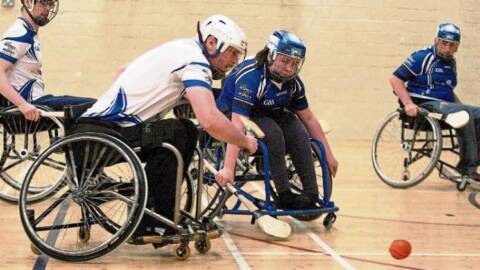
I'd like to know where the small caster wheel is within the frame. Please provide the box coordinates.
[194,239,211,254]
[457,179,468,191]
[173,244,191,260]
[323,212,336,230]
[79,226,90,243]
[31,243,41,255]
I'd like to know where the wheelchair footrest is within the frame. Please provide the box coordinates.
[128,227,223,245]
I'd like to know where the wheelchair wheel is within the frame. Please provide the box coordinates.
[0,106,65,203]
[372,111,442,188]
[173,100,196,120]
[189,144,225,219]
[179,166,195,218]
[19,133,147,261]
[270,141,333,221]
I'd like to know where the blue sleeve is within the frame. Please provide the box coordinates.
[393,50,429,81]
[231,74,259,117]
[290,78,308,111]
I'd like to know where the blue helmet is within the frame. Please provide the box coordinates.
[436,23,461,43]
[266,30,306,82]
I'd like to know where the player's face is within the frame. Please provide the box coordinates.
[211,46,243,73]
[28,0,55,21]
[435,38,459,59]
[269,53,302,78]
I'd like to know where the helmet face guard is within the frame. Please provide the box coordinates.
[266,30,306,83]
[270,51,304,80]
[21,0,59,27]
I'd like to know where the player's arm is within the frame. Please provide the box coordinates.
[296,107,338,177]
[390,52,425,116]
[0,59,39,120]
[215,112,246,186]
[185,87,256,153]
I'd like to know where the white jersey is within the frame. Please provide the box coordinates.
[0,17,44,103]
[82,38,213,126]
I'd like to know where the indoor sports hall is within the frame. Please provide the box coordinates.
[0,1,478,269]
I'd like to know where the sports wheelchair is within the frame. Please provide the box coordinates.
[174,100,338,231]
[0,105,64,203]
[19,105,223,261]
[372,107,480,191]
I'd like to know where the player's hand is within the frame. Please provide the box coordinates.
[18,102,39,121]
[215,168,235,187]
[327,155,338,178]
[405,102,418,117]
[245,135,258,154]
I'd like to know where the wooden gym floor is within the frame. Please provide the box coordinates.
[0,140,479,270]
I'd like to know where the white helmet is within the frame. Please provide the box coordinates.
[197,15,247,58]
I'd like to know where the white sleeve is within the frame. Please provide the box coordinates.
[0,26,31,64]
[181,61,213,90]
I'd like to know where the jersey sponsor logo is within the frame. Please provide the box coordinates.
[1,41,15,56]
[435,68,444,73]
[238,84,253,99]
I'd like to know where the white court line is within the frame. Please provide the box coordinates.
[250,182,356,270]
[201,193,251,270]
[220,228,251,270]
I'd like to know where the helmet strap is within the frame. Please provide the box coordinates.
[197,21,226,79]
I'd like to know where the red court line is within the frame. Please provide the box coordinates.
[229,232,427,270]
[338,214,480,227]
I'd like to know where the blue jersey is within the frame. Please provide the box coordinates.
[216,58,308,117]
[393,46,457,102]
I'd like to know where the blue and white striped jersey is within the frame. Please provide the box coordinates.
[216,57,308,117]
[0,17,44,103]
[394,45,457,102]
[82,38,213,126]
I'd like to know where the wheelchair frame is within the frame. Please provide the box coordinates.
[372,108,478,191]
[197,131,338,229]
[19,112,223,262]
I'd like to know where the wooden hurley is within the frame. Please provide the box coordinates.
[203,159,291,239]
